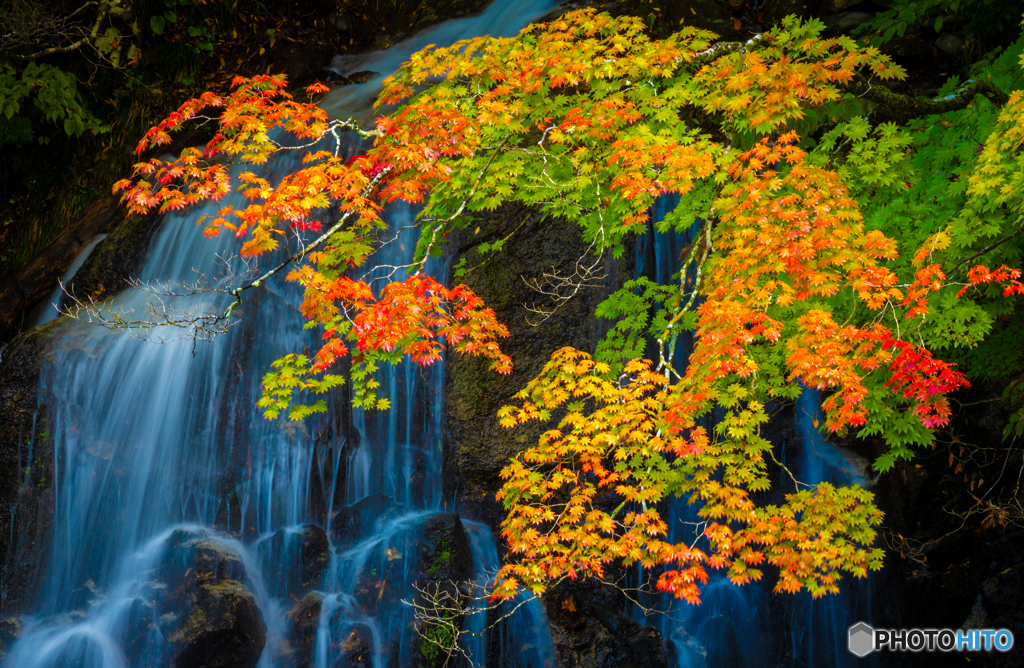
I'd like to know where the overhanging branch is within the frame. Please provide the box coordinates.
[846,74,1010,122]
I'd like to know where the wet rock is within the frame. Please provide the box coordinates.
[260,524,330,597]
[345,71,379,84]
[333,625,373,668]
[215,490,243,536]
[160,579,266,668]
[331,494,397,546]
[822,12,874,34]
[115,597,159,665]
[281,592,322,668]
[296,525,330,590]
[157,529,248,595]
[935,34,964,54]
[416,513,473,584]
[0,617,23,660]
[63,205,161,307]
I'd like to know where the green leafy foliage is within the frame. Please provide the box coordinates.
[256,353,345,420]
[0,62,109,145]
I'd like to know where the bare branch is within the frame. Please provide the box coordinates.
[3,0,126,62]
[523,235,606,326]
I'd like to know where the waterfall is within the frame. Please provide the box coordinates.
[3,3,882,665]
[638,199,878,667]
[3,2,556,667]
[781,388,877,668]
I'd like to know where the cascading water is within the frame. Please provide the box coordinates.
[26,233,108,329]
[636,198,878,667]
[3,2,556,666]
[2,4,882,665]
[781,388,877,668]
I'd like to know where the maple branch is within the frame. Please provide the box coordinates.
[945,228,1024,280]
[8,0,122,61]
[62,167,394,345]
[846,74,1010,122]
[225,166,394,300]
[655,220,712,377]
[688,33,767,65]
[413,133,514,272]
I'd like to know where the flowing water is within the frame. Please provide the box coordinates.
[3,2,555,666]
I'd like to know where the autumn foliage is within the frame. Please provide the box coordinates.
[113,9,1024,604]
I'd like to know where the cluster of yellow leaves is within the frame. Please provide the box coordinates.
[494,348,884,603]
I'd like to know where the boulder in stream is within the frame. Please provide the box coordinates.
[279,592,321,668]
[330,494,397,547]
[258,523,330,598]
[0,617,23,661]
[333,624,373,668]
[160,579,267,668]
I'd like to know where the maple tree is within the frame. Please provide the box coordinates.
[108,9,1024,605]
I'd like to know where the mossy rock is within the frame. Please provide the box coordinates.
[0,617,22,660]
[156,529,248,593]
[282,592,322,668]
[413,513,474,668]
[443,204,634,526]
[159,579,266,668]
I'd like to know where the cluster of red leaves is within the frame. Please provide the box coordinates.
[959,264,1024,298]
[354,276,511,373]
[883,335,968,428]
[116,74,512,397]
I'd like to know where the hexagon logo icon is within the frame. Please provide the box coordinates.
[848,622,875,657]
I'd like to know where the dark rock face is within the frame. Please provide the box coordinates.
[443,204,635,528]
[259,524,330,598]
[0,198,123,342]
[442,205,673,664]
[543,579,672,668]
[160,579,267,668]
[62,207,162,307]
[330,494,397,546]
[0,319,69,612]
